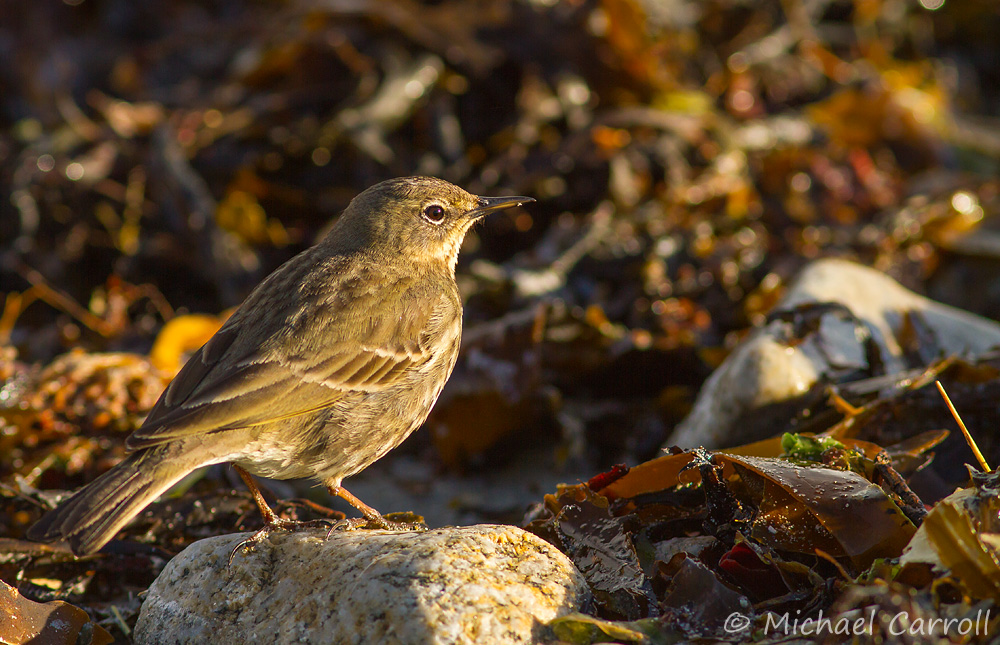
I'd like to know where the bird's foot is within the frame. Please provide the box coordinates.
[229,517,338,565]
[324,513,427,538]
[324,484,427,535]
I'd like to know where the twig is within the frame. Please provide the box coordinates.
[873,451,928,526]
[109,605,131,636]
[153,124,256,307]
[814,548,853,581]
[9,263,118,337]
[936,380,990,472]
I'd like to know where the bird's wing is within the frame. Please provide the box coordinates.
[126,280,441,450]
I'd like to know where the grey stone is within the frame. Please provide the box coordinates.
[667,258,1000,449]
[134,524,588,645]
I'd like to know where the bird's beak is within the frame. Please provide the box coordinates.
[467,195,535,220]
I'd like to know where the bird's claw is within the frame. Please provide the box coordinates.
[323,515,426,539]
[371,518,427,532]
[229,518,338,565]
[323,517,366,538]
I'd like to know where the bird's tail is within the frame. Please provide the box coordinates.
[27,447,199,555]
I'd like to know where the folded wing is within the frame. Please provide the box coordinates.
[127,278,436,450]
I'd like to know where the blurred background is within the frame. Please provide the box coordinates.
[2,0,1000,566]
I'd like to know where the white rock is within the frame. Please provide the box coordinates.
[667,258,1000,449]
[134,524,587,645]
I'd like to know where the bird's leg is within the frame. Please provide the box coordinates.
[229,465,336,564]
[325,483,426,533]
[331,485,386,523]
[236,464,281,525]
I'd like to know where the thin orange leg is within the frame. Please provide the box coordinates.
[228,465,335,564]
[234,464,280,524]
[327,484,384,521]
[325,483,426,532]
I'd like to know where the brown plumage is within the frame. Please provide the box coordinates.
[28,176,532,556]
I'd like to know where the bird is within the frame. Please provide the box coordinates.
[28,176,533,556]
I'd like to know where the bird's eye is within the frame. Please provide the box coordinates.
[422,204,446,225]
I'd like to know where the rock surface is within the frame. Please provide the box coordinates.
[667,258,1000,449]
[134,524,588,645]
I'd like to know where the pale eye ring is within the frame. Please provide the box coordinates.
[422,204,446,224]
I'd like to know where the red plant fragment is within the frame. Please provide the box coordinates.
[718,542,788,600]
[587,463,630,491]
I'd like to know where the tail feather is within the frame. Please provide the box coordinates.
[28,448,196,555]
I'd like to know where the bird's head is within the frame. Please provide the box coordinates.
[326,177,532,271]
